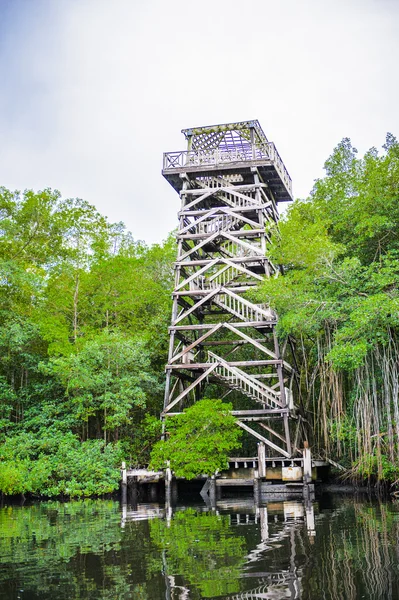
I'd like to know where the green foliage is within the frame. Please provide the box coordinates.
[0,461,26,495]
[355,451,399,482]
[257,136,399,362]
[0,431,122,497]
[149,508,246,597]
[149,399,242,479]
[2,134,399,492]
[0,186,175,495]
[127,414,163,467]
[254,134,399,482]
[43,331,158,440]
[329,416,357,448]
[0,500,248,599]
[0,500,134,598]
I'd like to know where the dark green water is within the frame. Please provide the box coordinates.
[1,494,399,599]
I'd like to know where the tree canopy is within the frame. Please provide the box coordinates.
[254,134,399,481]
[150,399,242,479]
[0,187,174,496]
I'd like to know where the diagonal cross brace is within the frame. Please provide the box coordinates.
[163,363,218,414]
[174,287,221,325]
[169,322,224,364]
[236,421,290,458]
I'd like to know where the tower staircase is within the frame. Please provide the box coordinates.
[212,289,275,323]
[208,351,282,409]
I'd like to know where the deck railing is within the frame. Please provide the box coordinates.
[163,142,292,197]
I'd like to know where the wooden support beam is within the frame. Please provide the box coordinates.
[232,409,289,416]
[222,231,264,255]
[182,190,214,211]
[257,443,266,478]
[174,288,219,324]
[175,256,268,267]
[175,297,194,311]
[178,231,220,262]
[225,323,293,371]
[180,183,268,196]
[174,331,192,346]
[237,416,284,422]
[121,461,127,504]
[177,230,266,241]
[177,207,219,235]
[163,363,218,414]
[165,409,288,417]
[236,422,290,458]
[169,322,223,364]
[259,422,288,445]
[166,360,285,369]
[169,322,276,331]
[201,338,268,346]
[179,203,271,217]
[175,259,219,291]
[169,371,198,384]
[303,442,312,483]
[173,285,263,297]
[224,323,278,360]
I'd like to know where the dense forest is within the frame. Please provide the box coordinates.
[0,191,174,496]
[1,134,399,497]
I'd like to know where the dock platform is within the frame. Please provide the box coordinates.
[121,453,328,503]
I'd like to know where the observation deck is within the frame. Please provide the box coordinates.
[162,120,293,203]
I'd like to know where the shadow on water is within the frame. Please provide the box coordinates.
[0,494,399,599]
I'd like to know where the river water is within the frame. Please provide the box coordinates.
[1,493,399,599]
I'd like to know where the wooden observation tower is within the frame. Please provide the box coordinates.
[162,120,301,460]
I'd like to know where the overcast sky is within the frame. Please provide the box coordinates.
[0,0,398,244]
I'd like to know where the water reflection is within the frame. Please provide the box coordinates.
[0,496,399,599]
[150,508,246,598]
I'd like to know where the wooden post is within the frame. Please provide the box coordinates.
[259,507,269,541]
[200,478,211,501]
[253,470,260,505]
[121,461,127,505]
[209,475,216,508]
[305,498,316,538]
[258,442,266,478]
[165,462,172,505]
[166,503,172,527]
[303,441,312,484]
[121,503,127,529]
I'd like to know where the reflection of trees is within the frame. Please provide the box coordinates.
[0,500,122,564]
[149,508,247,598]
[302,499,399,600]
[217,499,399,600]
[2,498,399,600]
[0,500,145,600]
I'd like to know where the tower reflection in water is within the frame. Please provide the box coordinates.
[121,496,399,600]
[123,499,316,600]
[227,500,315,599]
[2,496,399,599]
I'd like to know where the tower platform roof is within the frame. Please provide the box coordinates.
[162,120,293,203]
